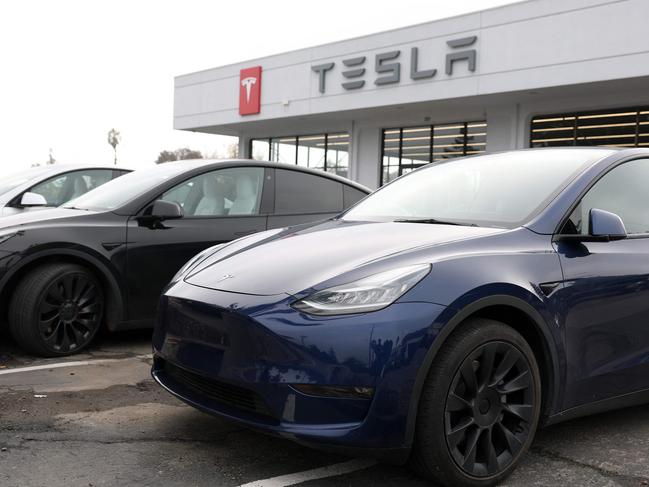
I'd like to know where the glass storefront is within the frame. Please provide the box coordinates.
[531,106,649,148]
[381,121,487,185]
[250,133,350,178]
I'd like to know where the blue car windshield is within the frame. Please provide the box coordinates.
[343,149,614,228]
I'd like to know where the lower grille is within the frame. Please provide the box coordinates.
[164,361,275,419]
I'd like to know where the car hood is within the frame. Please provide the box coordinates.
[0,207,94,230]
[185,219,504,296]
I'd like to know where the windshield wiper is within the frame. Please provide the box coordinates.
[394,218,478,227]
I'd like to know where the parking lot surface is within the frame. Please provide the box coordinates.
[1,331,649,487]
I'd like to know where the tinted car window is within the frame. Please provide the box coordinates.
[275,169,343,214]
[565,158,649,235]
[29,169,116,206]
[161,167,264,217]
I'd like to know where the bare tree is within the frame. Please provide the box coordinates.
[205,143,240,160]
[107,129,121,165]
[155,150,177,164]
[226,142,239,158]
[175,148,203,160]
[155,148,203,164]
[33,148,57,167]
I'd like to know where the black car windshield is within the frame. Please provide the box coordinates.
[63,162,202,211]
[0,167,51,197]
[343,149,614,228]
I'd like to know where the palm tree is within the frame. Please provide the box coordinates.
[107,129,121,165]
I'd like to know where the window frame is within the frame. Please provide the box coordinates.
[152,166,272,220]
[248,132,350,176]
[380,120,487,186]
[555,156,649,239]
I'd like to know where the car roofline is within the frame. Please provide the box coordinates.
[161,159,370,193]
[108,159,369,217]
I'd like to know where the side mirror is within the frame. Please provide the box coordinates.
[589,208,627,241]
[20,192,48,207]
[149,200,183,220]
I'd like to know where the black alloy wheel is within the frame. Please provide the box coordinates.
[445,341,535,477]
[410,318,541,487]
[9,263,104,356]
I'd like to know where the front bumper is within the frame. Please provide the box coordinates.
[152,280,447,459]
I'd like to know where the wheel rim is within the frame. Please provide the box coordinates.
[38,273,102,353]
[444,341,535,478]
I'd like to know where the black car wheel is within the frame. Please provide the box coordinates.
[9,263,104,357]
[410,318,541,487]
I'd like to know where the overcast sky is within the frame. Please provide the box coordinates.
[0,0,515,175]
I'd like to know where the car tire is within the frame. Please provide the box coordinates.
[410,318,541,487]
[9,263,104,357]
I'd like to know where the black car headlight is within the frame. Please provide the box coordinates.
[292,263,431,316]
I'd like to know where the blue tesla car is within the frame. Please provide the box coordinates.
[152,148,649,486]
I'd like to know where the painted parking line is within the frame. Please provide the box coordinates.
[0,354,152,376]
[238,458,377,487]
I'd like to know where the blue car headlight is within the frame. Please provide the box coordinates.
[292,263,431,316]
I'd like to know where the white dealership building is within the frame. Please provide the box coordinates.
[174,0,649,189]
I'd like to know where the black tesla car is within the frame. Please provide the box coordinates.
[0,160,369,356]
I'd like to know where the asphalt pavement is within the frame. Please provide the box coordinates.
[1,330,649,487]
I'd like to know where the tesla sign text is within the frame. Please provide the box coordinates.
[311,36,477,94]
[239,66,262,115]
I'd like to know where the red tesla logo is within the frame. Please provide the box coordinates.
[239,66,262,115]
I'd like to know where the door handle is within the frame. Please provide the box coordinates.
[234,229,260,237]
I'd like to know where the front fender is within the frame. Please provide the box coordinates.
[402,287,565,449]
[0,245,126,327]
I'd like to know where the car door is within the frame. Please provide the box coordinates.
[555,157,649,409]
[267,168,348,229]
[125,166,270,323]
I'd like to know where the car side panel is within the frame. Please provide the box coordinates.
[556,238,649,409]
[125,215,268,324]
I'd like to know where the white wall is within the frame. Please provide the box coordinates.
[175,0,649,189]
[174,0,649,133]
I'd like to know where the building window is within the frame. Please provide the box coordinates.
[250,133,350,178]
[250,139,271,161]
[381,121,487,185]
[297,134,326,170]
[531,106,649,148]
[271,137,296,164]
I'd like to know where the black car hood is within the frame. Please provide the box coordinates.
[185,219,504,296]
